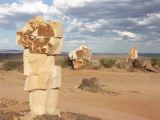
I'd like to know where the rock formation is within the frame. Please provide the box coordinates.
[133,59,158,72]
[16,16,63,117]
[69,45,92,69]
[114,47,158,72]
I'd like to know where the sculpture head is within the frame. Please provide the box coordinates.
[16,16,63,55]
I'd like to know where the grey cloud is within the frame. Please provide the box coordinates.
[65,0,160,20]
[0,0,160,52]
[60,0,160,48]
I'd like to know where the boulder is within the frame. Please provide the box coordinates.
[133,59,158,72]
[79,77,101,90]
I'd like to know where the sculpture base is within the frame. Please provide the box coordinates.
[29,89,59,116]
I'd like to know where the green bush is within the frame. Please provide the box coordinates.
[99,58,116,68]
[2,60,23,71]
[151,57,160,67]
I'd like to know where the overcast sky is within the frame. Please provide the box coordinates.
[0,0,160,53]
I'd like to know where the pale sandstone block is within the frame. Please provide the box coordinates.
[128,47,138,60]
[48,65,61,88]
[23,49,31,76]
[45,89,59,115]
[24,67,61,91]
[50,22,63,38]
[24,53,61,91]
[29,90,47,115]
[29,89,59,115]
[24,72,51,91]
[27,53,55,73]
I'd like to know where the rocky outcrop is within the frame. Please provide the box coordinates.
[133,59,158,72]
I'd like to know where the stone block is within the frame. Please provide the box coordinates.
[29,89,59,115]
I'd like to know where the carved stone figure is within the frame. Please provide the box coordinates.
[127,47,138,61]
[69,45,92,69]
[16,16,63,117]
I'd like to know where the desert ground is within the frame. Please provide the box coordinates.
[0,54,159,120]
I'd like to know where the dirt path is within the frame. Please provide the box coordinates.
[0,69,160,120]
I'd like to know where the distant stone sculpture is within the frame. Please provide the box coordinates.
[114,47,158,72]
[16,16,63,117]
[69,45,92,69]
[127,47,138,61]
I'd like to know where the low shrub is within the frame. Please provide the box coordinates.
[151,57,160,67]
[99,58,116,68]
[2,59,23,71]
[55,57,73,68]
[85,61,101,70]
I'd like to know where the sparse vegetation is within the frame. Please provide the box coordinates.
[55,57,73,68]
[151,57,160,67]
[99,58,116,68]
[1,59,23,71]
[85,61,101,70]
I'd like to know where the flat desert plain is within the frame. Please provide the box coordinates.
[0,67,159,120]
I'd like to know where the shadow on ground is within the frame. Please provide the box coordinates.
[0,110,101,120]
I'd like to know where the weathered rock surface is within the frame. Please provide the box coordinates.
[114,47,159,72]
[69,45,92,69]
[17,16,63,116]
[78,77,103,93]
[133,59,158,72]
[72,60,87,69]
[16,16,63,55]
[127,47,138,61]
[69,45,92,61]
[79,78,101,89]
[115,59,158,72]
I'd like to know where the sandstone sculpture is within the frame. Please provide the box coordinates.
[127,47,138,61]
[69,45,92,69]
[16,16,63,117]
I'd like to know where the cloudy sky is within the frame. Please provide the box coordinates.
[0,0,160,53]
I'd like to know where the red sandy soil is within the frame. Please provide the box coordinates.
[0,68,160,120]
